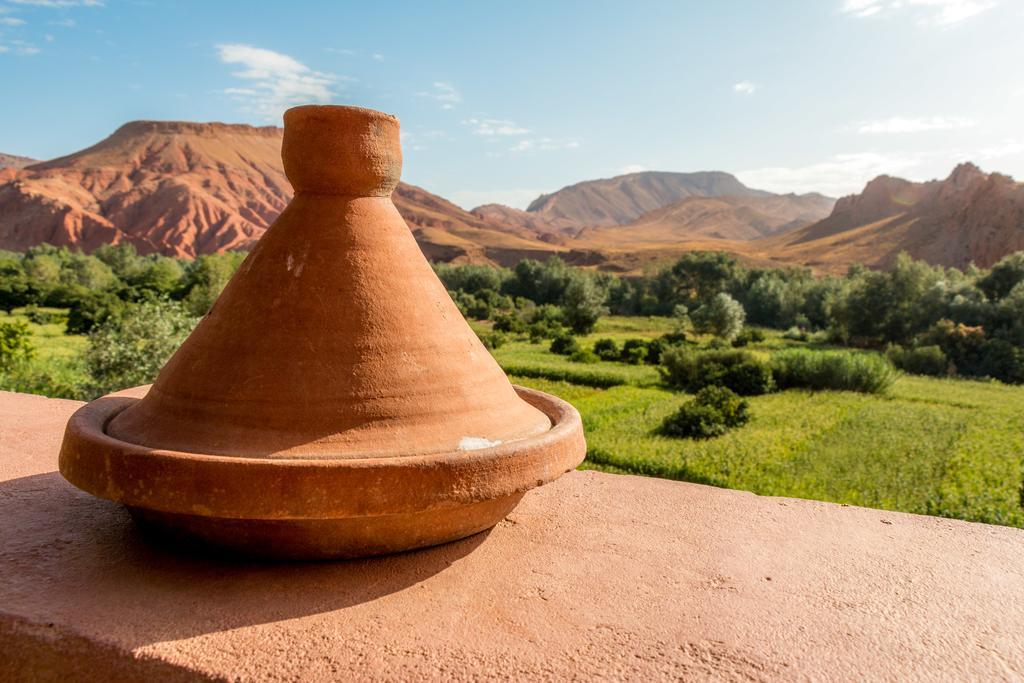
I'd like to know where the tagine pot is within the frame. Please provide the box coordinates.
[58,105,586,560]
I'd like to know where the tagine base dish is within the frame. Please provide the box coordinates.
[59,385,585,560]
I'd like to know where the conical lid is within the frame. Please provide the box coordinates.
[106,105,551,459]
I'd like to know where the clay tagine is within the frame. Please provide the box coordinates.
[59,105,586,559]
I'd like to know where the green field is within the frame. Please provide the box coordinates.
[5,311,1023,527]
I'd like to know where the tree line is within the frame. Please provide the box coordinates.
[2,243,1024,391]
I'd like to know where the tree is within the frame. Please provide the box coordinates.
[561,276,607,334]
[0,255,29,313]
[182,253,245,316]
[978,252,1024,301]
[0,320,35,371]
[692,292,746,342]
[671,252,738,306]
[83,299,197,397]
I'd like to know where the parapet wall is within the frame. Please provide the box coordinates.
[1,390,1022,681]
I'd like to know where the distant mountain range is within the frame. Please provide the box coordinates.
[1,119,1021,272]
[0,153,37,170]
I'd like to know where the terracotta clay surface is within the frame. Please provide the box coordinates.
[7,391,1024,681]
[57,105,584,558]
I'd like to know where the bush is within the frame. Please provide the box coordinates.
[732,328,765,347]
[478,332,507,350]
[593,338,620,361]
[782,326,808,341]
[0,320,35,371]
[644,337,668,365]
[569,348,599,364]
[620,339,648,365]
[83,300,198,397]
[979,339,1024,384]
[886,345,950,377]
[771,349,897,394]
[492,312,526,335]
[549,334,580,356]
[659,386,750,439]
[660,347,775,396]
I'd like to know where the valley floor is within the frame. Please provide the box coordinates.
[4,311,1023,528]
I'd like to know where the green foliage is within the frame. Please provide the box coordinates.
[492,311,526,334]
[782,326,808,341]
[561,275,607,334]
[592,338,620,361]
[691,292,746,342]
[660,347,775,396]
[732,327,765,347]
[671,251,737,306]
[182,253,246,317]
[620,338,648,365]
[644,337,668,365]
[771,349,897,394]
[0,320,35,370]
[478,331,507,350]
[659,385,750,439]
[82,300,197,397]
[549,333,580,356]
[65,291,126,334]
[887,345,950,377]
[978,252,1024,301]
[569,348,599,364]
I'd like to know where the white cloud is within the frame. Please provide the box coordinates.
[840,0,997,26]
[7,0,102,6]
[371,52,383,61]
[978,139,1024,159]
[509,138,580,153]
[738,152,922,196]
[619,164,648,174]
[323,47,355,55]
[448,188,546,211]
[857,116,977,133]
[50,18,75,27]
[418,81,461,110]
[0,39,40,55]
[733,81,757,95]
[0,17,26,25]
[217,43,338,120]
[462,117,531,136]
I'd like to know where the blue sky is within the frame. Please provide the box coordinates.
[1,0,1022,208]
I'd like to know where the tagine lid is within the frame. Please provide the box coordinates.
[100,104,553,460]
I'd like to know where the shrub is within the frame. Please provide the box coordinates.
[644,337,668,365]
[0,320,35,371]
[771,349,897,394]
[83,300,197,397]
[782,326,808,341]
[979,339,1024,384]
[499,364,627,388]
[620,339,648,365]
[886,345,950,377]
[592,338,620,361]
[732,328,765,347]
[659,347,775,396]
[549,333,580,356]
[492,312,526,335]
[570,348,599,364]
[478,332,507,350]
[659,386,750,439]
[23,305,64,325]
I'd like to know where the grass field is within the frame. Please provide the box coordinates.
[4,311,1023,527]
